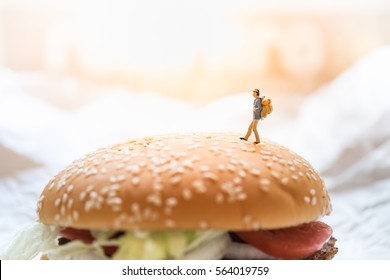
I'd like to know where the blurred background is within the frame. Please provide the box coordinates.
[1,0,390,259]
[1,0,390,105]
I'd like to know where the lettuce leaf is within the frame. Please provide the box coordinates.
[0,223,229,260]
[0,223,58,260]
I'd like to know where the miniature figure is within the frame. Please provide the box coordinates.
[240,89,272,144]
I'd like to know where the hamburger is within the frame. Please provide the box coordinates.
[1,132,338,259]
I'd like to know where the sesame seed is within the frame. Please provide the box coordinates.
[172,166,185,174]
[131,203,140,213]
[199,165,210,172]
[49,182,55,191]
[279,159,287,166]
[107,190,117,197]
[311,197,317,206]
[57,180,65,191]
[238,170,246,178]
[132,177,140,185]
[187,144,202,150]
[54,198,61,207]
[166,197,178,207]
[218,164,226,171]
[62,193,68,203]
[170,175,182,185]
[116,163,125,169]
[199,221,208,229]
[233,177,242,184]
[79,191,87,201]
[72,211,79,221]
[107,197,122,205]
[243,215,251,224]
[182,160,194,169]
[209,146,221,154]
[85,168,98,177]
[111,184,121,190]
[191,155,201,162]
[271,171,280,178]
[281,177,289,185]
[153,182,163,191]
[310,189,316,195]
[122,156,130,162]
[304,196,311,204]
[237,193,247,201]
[111,205,122,212]
[227,164,236,172]
[65,198,73,209]
[289,166,296,172]
[259,184,269,192]
[292,175,299,181]
[127,165,140,174]
[239,160,250,169]
[203,172,219,181]
[147,193,162,206]
[60,205,66,216]
[260,178,270,186]
[266,162,273,168]
[182,189,192,200]
[90,191,98,198]
[293,160,301,166]
[250,168,261,176]
[117,175,126,182]
[192,180,206,193]
[252,221,261,230]
[216,193,224,204]
[165,219,175,228]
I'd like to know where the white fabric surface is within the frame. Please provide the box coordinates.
[1,47,390,259]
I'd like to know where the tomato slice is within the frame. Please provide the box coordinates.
[102,246,118,257]
[60,228,94,244]
[236,221,333,259]
[60,228,119,257]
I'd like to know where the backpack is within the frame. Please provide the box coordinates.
[261,99,273,119]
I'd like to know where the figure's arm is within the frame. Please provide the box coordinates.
[254,98,261,113]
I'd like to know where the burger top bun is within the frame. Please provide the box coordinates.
[38,132,332,231]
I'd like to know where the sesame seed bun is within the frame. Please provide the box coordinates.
[37,132,332,231]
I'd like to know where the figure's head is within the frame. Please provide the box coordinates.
[252,89,260,97]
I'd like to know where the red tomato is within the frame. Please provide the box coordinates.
[60,228,94,244]
[102,246,118,257]
[60,228,119,257]
[236,221,333,259]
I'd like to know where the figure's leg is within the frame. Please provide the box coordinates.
[244,121,254,140]
[252,119,260,143]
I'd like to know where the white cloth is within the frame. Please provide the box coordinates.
[1,47,390,259]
